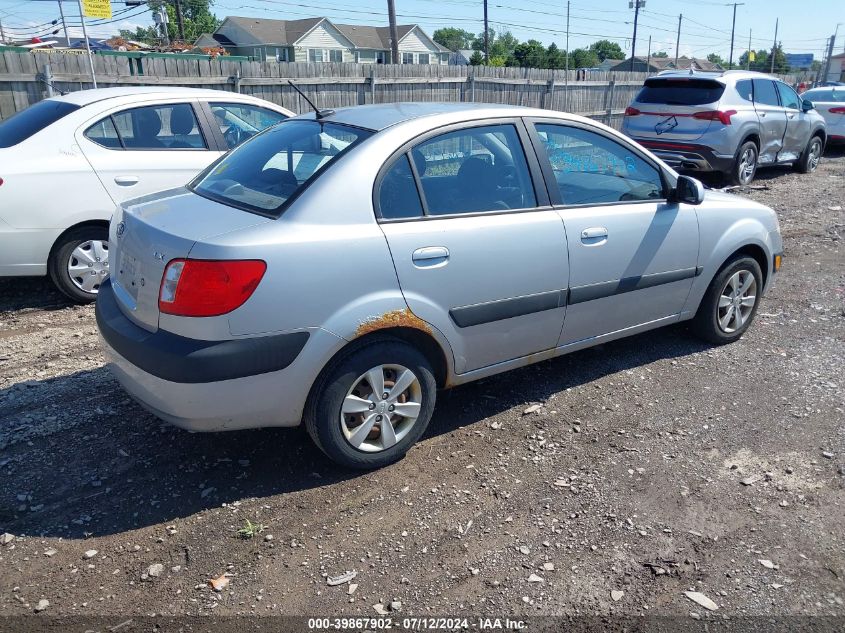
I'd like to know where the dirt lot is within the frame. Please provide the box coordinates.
[0,150,843,628]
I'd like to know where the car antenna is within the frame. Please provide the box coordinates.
[39,76,66,96]
[287,80,334,120]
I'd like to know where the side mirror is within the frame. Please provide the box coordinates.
[802,99,814,112]
[673,175,705,205]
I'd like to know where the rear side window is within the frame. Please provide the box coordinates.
[752,79,780,107]
[735,80,754,102]
[636,78,725,106]
[84,117,122,148]
[0,100,80,148]
[379,155,423,219]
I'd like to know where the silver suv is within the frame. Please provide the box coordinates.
[622,70,827,185]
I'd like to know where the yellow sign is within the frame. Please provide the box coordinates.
[81,0,112,20]
[748,51,756,62]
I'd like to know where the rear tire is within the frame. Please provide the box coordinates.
[795,135,822,174]
[304,339,437,469]
[48,225,110,304]
[730,141,758,185]
[692,255,763,345]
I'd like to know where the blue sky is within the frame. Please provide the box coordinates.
[1,0,841,61]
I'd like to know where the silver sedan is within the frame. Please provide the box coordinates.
[96,102,783,469]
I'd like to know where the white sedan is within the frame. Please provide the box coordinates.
[0,87,293,301]
[801,86,845,144]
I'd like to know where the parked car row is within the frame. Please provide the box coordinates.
[0,75,791,468]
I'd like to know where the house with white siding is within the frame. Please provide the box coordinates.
[204,16,450,64]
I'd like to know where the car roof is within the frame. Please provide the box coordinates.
[653,69,778,83]
[292,102,575,132]
[48,86,262,107]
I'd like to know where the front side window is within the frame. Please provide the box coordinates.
[752,79,780,107]
[534,123,664,205]
[210,103,288,149]
[411,124,536,215]
[0,100,80,148]
[191,120,372,216]
[775,82,801,110]
[111,103,206,150]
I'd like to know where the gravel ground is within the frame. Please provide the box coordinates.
[0,149,843,627]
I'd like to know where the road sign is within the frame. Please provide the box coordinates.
[81,0,112,19]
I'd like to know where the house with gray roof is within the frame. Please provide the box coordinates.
[204,16,450,64]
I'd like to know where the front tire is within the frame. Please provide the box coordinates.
[305,339,437,469]
[730,141,758,185]
[795,135,822,174]
[48,226,110,304]
[692,255,763,345]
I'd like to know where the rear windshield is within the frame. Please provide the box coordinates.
[191,120,372,217]
[636,78,725,106]
[0,100,80,148]
[803,89,845,103]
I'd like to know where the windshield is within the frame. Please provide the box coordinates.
[636,78,725,106]
[190,120,373,216]
[0,100,80,148]
[804,89,844,103]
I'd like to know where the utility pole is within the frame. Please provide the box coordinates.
[564,0,569,110]
[822,32,836,83]
[0,19,5,45]
[565,0,570,75]
[646,35,651,76]
[483,0,489,64]
[674,14,682,67]
[770,18,778,74]
[387,0,399,63]
[630,0,644,72]
[746,29,752,69]
[57,0,70,47]
[75,0,97,88]
[728,2,744,69]
[173,0,185,41]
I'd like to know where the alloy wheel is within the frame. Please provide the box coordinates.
[340,364,422,453]
[737,147,756,184]
[717,270,757,333]
[67,239,109,294]
[807,139,821,172]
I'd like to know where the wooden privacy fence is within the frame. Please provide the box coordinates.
[0,51,800,128]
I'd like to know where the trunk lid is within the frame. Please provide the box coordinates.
[624,77,726,142]
[110,187,271,332]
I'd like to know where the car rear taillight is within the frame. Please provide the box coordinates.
[692,110,737,125]
[624,106,641,116]
[829,107,845,114]
[158,259,267,317]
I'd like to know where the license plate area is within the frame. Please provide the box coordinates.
[117,252,142,301]
[655,116,679,135]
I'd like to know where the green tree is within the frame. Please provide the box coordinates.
[651,51,669,58]
[570,48,599,68]
[472,28,519,62]
[142,0,220,44]
[511,39,547,68]
[588,39,624,62]
[707,53,725,66]
[546,43,566,69]
[469,50,484,65]
[432,28,475,52]
[769,43,790,74]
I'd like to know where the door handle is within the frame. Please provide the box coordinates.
[581,227,608,240]
[412,246,449,267]
[114,176,139,186]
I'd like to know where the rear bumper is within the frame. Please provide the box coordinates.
[96,280,337,431]
[633,139,735,173]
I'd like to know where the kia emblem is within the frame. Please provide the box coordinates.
[116,221,126,238]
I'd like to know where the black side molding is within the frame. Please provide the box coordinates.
[568,267,699,305]
[450,289,565,328]
[96,280,309,384]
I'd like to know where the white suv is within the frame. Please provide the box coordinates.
[0,87,292,302]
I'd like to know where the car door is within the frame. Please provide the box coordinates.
[751,79,788,164]
[376,120,569,374]
[528,120,699,347]
[202,101,289,150]
[775,82,810,161]
[77,100,220,203]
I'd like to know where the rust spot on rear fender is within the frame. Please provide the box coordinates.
[355,308,432,338]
